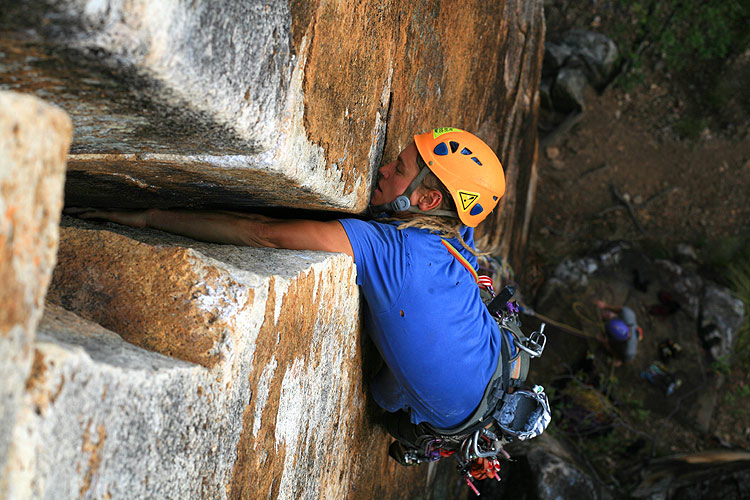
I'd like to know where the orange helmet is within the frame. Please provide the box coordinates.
[414,127,505,227]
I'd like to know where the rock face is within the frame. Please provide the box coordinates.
[0,0,546,261]
[1,0,547,497]
[0,91,71,491]
[473,0,546,261]
[632,451,750,500]
[6,218,463,499]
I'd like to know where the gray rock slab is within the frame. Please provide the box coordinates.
[5,222,376,499]
[0,1,363,212]
[655,259,704,319]
[512,433,614,500]
[0,91,71,493]
[700,283,745,361]
[558,29,619,88]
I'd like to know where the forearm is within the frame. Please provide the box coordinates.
[145,209,261,246]
[75,208,353,256]
[146,210,353,256]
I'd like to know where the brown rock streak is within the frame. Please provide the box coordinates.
[79,421,107,500]
[230,275,317,499]
[47,227,233,367]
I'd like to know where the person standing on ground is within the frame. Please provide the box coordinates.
[595,300,642,365]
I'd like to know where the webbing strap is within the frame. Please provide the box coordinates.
[441,239,479,284]
[499,327,511,393]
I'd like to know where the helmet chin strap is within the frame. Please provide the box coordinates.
[370,166,458,218]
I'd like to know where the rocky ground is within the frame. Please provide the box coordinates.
[507,1,750,498]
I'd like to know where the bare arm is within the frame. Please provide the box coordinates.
[594,300,623,314]
[72,208,354,259]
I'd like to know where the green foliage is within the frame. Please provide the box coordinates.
[703,236,749,270]
[673,115,708,140]
[725,254,750,365]
[723,383,750,407]
[712,355,732,376]
[585,428,629,457]
[620,0,750,73]
[632,407,651,424]
[641,239,672,260]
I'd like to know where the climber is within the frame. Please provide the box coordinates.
[594,300,642,365]
[71,128,541,481]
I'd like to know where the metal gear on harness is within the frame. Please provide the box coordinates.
[385,251,552,495]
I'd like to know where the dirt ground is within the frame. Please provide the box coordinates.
[517,0,750,492]
[526,0,750,271]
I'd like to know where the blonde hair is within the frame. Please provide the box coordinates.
[384,159,487,256]
[396,216,486,256]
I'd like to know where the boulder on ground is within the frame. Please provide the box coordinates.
[541,29,619,112]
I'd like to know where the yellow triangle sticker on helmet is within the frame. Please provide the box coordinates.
[433,127,463,139]
[457,190,479,211]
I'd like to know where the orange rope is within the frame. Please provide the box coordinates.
[441,239,479,284]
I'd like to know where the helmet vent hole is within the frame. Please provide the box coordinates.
[449,141,460,153]
[470,203,484,216]
[460,147,472,155]
[471,157,482,166]
[493,196,498,201]
[433,142,449,156]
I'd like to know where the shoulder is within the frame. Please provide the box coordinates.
[338,218,402,246]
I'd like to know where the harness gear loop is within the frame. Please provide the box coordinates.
[441,239,546,359]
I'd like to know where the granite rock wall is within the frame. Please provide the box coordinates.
[0,0,545,260]
[5,218,463,499]
[1,0,547,497]
[0,92,71,493]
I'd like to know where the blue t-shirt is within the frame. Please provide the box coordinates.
[338,218,503,428]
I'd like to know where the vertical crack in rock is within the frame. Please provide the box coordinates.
[367,66,394,187]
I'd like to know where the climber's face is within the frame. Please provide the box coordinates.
[371,142,421,207]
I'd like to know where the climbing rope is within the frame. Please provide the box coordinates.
[520,305,599,340]
[572,301,605,337]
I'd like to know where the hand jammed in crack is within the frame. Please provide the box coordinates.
[65,207,151,228]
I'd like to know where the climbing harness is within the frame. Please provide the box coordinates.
[388,240,551,495]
